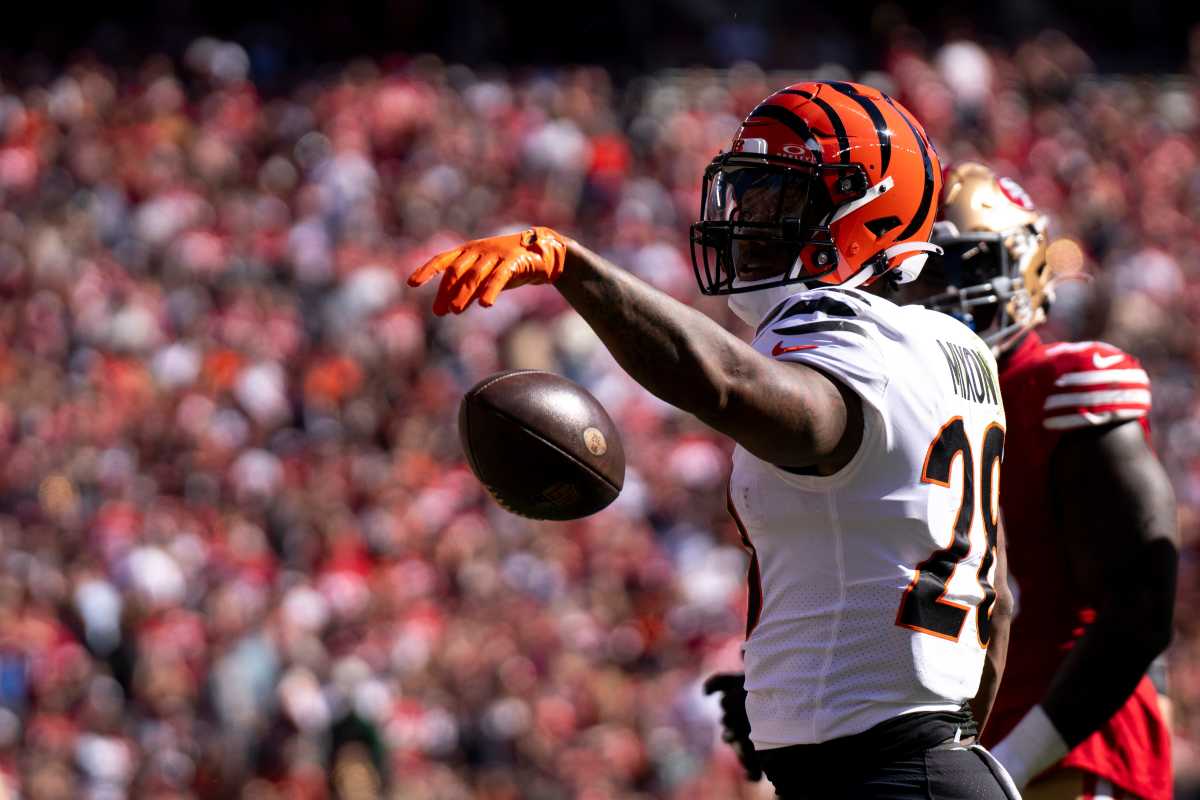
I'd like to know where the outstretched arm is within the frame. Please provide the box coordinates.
[554,241,861,469]
[409,228,861,469]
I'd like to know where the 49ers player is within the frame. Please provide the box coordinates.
[410,83,1020,798]
[905,162,1179,799]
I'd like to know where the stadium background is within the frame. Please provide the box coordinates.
[0,1,1198,797]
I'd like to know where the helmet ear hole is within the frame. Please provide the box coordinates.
[829,170,869,203]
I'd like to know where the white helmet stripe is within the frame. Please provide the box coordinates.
[830,176,895,224]
[839,264,875,289]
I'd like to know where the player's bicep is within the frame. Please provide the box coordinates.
[708,290,886,469]
[1051,421,1178,599]
[705,356,860,469]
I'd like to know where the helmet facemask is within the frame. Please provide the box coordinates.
[923,220,1049,354]
[689,152,868,296]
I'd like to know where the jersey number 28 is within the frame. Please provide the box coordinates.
[895,417,1005,647]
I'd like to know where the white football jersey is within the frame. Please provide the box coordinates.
[729,285,1006,749]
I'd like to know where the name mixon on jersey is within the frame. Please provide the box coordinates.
[937,340,1002,407]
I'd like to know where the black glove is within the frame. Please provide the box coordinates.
[703,672,762,782]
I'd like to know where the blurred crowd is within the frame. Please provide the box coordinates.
[0,26,1198,800]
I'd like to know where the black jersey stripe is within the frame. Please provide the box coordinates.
[777,295,858,321]
[757,290,864,336]
[884,95,935,241]
[824,82,892,174]
[822,286,874,303]
[771,319,867,337]
[779,89,850,164]
[747,103,815,143]
[754,296,795,336]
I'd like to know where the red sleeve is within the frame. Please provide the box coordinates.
[1040,341,1151,431]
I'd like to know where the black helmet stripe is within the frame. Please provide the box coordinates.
[747,103,814,143]
[779,89,850,164]
[824,82,892,174]
[883,95,935,241]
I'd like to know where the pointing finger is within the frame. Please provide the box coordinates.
[408,249,459,287]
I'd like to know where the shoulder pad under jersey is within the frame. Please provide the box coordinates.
[752,287,888,416]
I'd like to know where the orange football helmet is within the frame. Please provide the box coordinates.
[691,81,943,297]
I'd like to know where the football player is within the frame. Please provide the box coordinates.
[409,82,1018,798]
[902,162,1178,799]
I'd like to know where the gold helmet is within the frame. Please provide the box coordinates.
[922,162,1051,354]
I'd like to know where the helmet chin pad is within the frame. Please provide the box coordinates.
[883,241,943,284]
[893,252,930,284]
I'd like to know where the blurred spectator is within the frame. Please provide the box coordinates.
[0,28,1196,800]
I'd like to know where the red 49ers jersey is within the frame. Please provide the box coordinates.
[982,332,1171,800]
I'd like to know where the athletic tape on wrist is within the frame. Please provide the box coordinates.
[988,704,1069,788]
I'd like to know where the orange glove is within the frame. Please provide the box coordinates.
[407,226,570,315]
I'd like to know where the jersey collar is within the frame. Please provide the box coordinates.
[999,329,1042,376]
[728,281,811,329]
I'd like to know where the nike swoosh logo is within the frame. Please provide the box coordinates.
[772,341,818,356]
[1092,353,1125,368]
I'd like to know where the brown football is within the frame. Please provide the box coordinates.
[458,370,625,520]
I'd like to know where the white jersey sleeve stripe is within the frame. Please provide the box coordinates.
[1044,408,1147,430]
[1053,369,1149,387]
[1043,389,1151,411]
[1044,340,1114,355]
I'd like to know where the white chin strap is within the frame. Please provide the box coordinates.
[838,263,875,290]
